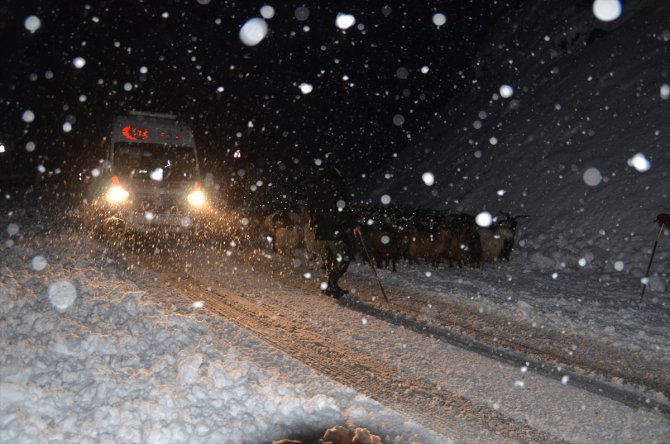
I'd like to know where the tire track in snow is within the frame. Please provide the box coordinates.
[223,245,670,411]
[131,250,567,443]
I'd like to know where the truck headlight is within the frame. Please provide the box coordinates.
[106,185,130,204]
[187,190,206,208]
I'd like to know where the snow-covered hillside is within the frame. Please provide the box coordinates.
[365,0,669,284]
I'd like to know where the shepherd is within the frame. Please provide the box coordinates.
[305,162,358,299]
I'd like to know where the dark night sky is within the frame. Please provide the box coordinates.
[0,0,518,181]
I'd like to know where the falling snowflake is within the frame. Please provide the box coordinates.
[336,13,356,30]
[582,167,603,186]
[299,83,313,94]
[432,13,447,27]
[24,15,41,33]
[72,57,86,69]
[48,280,77,312]
[627,153,651,172]
[476,212,493,227]
[421,172,435,186]
[260,5,275,19]
[592,0,622,22]
[22,110,35,123]
[239,18,268,46]
[499,84,514,98]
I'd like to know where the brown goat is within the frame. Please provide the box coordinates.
[429,227,464,268]
[406,228,434,265]
[371,226,405,271]
[262,210,303,253]
[430,218,483,268]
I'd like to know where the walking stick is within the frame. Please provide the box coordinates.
[639,222,665,304]
[353,226,389,303]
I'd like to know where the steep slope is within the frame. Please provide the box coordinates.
[364,0,670,280]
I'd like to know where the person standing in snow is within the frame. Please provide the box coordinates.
[305,162,358,298]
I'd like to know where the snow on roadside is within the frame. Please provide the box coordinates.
[0,223,443,444]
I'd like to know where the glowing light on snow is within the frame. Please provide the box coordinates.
[298,83,313,94]
[380,194,391,205]
[499,84,514,98]
[393,114,405,126]
[48,280,77,312]
[303,272,312,279]
[239,18,268,46]
[22,110,35,123]
[150,168,163,181]
[25,141,36,152]
[24,15,41,33]
[421,172,435,186]
[260,5,275,19]
[592,0,622,22]
[497,189,506,196]
[476,212,493,227]
[421,66,430,74]
[552,272,559,279]
[192,301,204,308]
[144,212,155,221]
[336,13,356,30]
[614,261,624,271]
[432,13,447,27]
[627,153,651,172]
[73,57,86,69]
[579,258,587,267]
[661,84,670,100]
[62,122,72,133]
[32,255,48,271]
[294,7,309,21]
[561,375,570,385]
[582,167,603,186]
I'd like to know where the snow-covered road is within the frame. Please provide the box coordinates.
[1,194,669,443]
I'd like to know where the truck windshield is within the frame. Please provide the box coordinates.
[113,142,198,182]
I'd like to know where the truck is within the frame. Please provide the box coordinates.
[86,111,218,241]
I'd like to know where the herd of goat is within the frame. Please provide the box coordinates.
[245,205,528,271]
